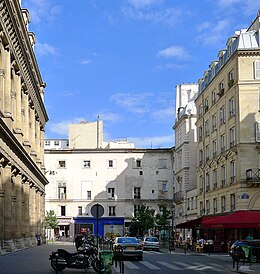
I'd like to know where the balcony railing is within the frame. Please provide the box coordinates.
[246,169,260,184]
[173,191,184,204]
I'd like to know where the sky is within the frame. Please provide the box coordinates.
[22,0,259,148]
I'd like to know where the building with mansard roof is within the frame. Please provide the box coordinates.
[0,0,48,253]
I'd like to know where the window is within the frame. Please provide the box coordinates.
[81,181,92,200]
[213,169,218,189]
[54,140,59,146]
[136,159,142,168]
[158,159,167,169]
[139,170,143,175]
[134,205,141,217]
[213,198,218,214]
[220,105,226,124]
[205,145,210,161]
[199,149,203,165]
[199,176,204,193]
[162,182,168,192]
[206,173,210,192]
[254,60,260,79]
[230,127,236,147]
[228,70,234,88]
[212,90,217,105]
[206,200,210,214]
[230,161,236,184]
[230,193,236,211]
[221,165,226,187]
[199,201,204,215]
[221,134,226,153]
[108,188,115,199]
[107,160,116,168]
[58,183,66,199]
[213,140,217,157]
[61,206,66,216]
[205,120,209,136]
[82,160,91,168]
[134,187,141,199]
[78,206,82,215]
[219,81,224,92]
[45,141,50,146]
[199,126,203,141]
[204,98,209,112]
[109,206,116,216]
[221,196,226,212]
[229,97,235,117]
[199,104,203,118]
[212,114,217,131]
[58,160,66,168]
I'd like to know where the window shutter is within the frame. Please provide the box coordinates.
[254,60,260,79]
[256,122,260,142]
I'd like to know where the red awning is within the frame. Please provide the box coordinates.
[176,216,219,229]
[203,210,260,229]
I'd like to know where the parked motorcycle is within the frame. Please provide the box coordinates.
[49,242,104,273]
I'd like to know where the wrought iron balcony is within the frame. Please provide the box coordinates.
[173,191,184,204]
[246,169,260,184]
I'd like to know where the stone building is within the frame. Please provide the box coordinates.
[44,121,174,239]
[194,11,260,241]
[172,83,198,239]
[0,0,48,252]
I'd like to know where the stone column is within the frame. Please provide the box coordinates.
[29,183,36,237]
[0,162,4,243]
[3,163,12,240]
[3,46,12,127]
[40,128,45,167]
[0,38,5,114]
[15,173,22,239]
[22,179,30,238]
[29,104,36,159]
[40,192,45,238]
[22,89,30,150]
[14,70,22,140]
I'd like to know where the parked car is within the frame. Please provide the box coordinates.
[143,236,160,251]
[229,240,260,263]
[113,237,143,261]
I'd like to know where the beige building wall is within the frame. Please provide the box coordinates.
[195,14,260,218]
[0,0,49,253]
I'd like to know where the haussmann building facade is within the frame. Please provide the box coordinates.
[0,0,49,254]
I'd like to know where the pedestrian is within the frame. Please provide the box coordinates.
[246,233,253,240]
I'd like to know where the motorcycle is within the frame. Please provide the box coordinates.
[49,242,104,273]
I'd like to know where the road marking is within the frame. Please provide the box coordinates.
[174,261,201,269]
[123,261,140,269]
[157,261,182,270]
[140,261,161,269]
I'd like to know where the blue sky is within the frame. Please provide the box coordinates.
[23,0,259,148]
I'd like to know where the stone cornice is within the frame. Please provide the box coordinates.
[0,0,48,126]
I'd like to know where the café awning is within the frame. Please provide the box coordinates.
[176,215,219,229]
[203,210,260,229]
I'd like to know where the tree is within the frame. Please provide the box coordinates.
[130,204,155,236]
[155,207,171,229]
[45,210,59,229]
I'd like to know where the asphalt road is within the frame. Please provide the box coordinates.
[0,243,234,274]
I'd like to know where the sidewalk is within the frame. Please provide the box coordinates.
[161,247,260,274]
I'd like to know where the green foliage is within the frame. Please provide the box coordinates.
[45,210,58,229]
[155,207,171,228]
[130,204,155,235]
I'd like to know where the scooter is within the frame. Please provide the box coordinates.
[49,243,104,273]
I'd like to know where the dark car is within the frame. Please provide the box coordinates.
[229,240,260,263]
[113,237,143,261]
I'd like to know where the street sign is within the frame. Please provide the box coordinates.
[91,203,104,218]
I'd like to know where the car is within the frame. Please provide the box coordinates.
[113,237,143,261]
[143,236,160,251]
[229,240,260,263]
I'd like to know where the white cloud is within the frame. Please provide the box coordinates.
[81,59,92,65]
[111,93,153,114]
[94,111,121,123]
[151,106,174,123]
[23,0,61,25]
[121,7,181,26]
[35,42,58,57]
[217,0,258,16]
[47,118,85,136]
[128,134,174,148]
[128,0,164,9]
[196,19,231,46]
[157,46,190,60]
